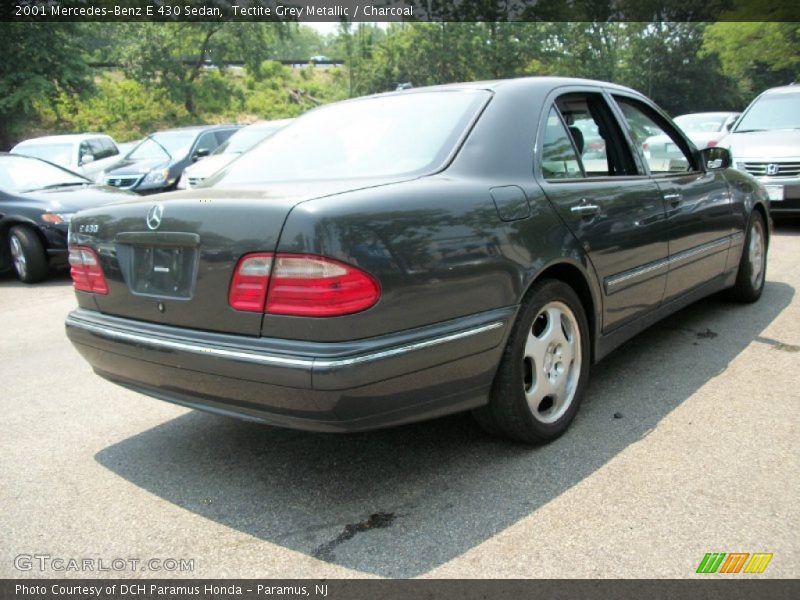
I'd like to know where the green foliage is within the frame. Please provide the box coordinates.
[5,20,797,150]
[702,22,799,97]
[241,62,348,119]
[36,76,191,142]
[0,23,92,148]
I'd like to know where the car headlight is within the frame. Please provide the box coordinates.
[177,173,188,189]
[95,171,106,184]
[41,212,73,225]
[143,168,169,185]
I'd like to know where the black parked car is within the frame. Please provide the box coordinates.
[65,78,770,444]
[0,154,134,283]
[99,125,239,194]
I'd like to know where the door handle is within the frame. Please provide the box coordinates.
[571,201,600,217]
[664,192,683,206]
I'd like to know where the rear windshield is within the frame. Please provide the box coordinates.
[734,92,800,132]
[12,143,73,167]
[205,90,489,185]
[0,155,87,193]
[674,114,729,132]
[214,125,282,155]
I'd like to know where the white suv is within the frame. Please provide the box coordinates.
[720,85,800,216]
[11,133,122,179]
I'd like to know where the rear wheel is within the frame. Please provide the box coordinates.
[8,226,49,283]
[474,279,591,444]
[729,211,766,303]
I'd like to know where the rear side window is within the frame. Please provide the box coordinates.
[88,139,105,158]
[541,107,582,179]
[540,92,638,180]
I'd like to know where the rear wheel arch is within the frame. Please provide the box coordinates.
[751,202,769,247]
[522,261,599,363]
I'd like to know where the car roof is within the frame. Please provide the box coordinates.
[241,119,294,130]
[153,124,240,134]
[339,76,646,108]
[675,112,739,119]
[394,76,639,95]
[761,84,800,96]
[14,133,113,145]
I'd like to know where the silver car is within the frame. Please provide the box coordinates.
[720,85,800,215]
[11,133,122,180]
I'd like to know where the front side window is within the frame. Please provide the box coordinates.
[195,132,218,155]
[205,90,490,186]
[614,97,696,175]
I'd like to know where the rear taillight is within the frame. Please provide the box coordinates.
[229,253,380,317]
[707,140,718,148]
[229,253,273,312]
[68,246,108,294]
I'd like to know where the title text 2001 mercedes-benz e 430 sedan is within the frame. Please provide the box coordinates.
[65,78,770,444]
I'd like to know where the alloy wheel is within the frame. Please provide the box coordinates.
[9,235,27,280]
[749,219,765,289]
[522,301,582,424]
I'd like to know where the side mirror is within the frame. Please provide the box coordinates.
[701,146,732,170]
[193,148,210,161]
[79,153,95,166]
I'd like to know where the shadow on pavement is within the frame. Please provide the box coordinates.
[95,281,794,577]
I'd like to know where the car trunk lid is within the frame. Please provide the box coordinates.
[69,182,392,336]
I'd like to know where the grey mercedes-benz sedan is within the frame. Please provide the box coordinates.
[65,77,770,444]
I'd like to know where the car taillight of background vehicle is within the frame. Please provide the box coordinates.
[229,253,380,317]
[68,246,108,294]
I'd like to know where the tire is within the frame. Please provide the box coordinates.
[474,279,591,444]
[728,211,767,303]
[8,226,49,283]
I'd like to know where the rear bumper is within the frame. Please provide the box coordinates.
[65,307,514,432]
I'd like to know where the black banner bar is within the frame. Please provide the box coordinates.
[2,0,799,22]
[2,579,800,600]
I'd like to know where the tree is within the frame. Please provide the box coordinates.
[620,23,742,114]
[702,22,799,98]
[118,23,284,115]
[0,23,92,148]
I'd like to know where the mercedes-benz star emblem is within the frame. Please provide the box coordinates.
[766,164,780,176]
[146,204,165,230]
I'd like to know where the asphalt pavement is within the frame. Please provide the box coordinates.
[1,226,798,579]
